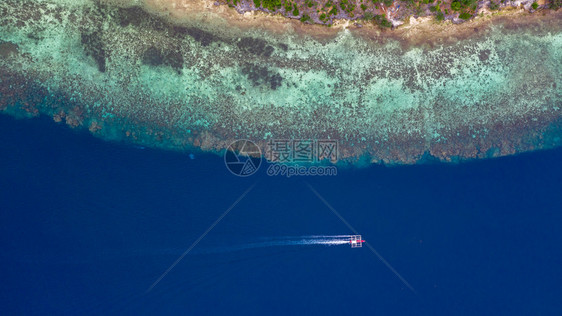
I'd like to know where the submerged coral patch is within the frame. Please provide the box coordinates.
[237,37,275,57]
[81,31,107,73]
[142,47,184,74]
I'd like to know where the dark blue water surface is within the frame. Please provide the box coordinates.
[1,114,561,315]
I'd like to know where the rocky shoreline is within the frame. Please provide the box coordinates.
[219,0,559,28]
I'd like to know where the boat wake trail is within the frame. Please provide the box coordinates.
[211,236,352,253]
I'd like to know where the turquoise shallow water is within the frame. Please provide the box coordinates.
[0,1,561,164]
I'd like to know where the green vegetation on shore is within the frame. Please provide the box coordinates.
[226,0,562,26]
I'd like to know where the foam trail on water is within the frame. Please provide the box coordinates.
[306,235,353,239]
[261,235,352,240]
[297,239,350,245]
[119,236,353,257]
[195,236,352,253]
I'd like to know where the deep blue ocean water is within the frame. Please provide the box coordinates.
[1,114,561,315]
